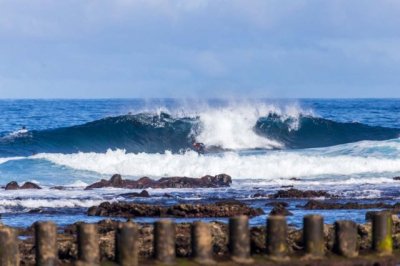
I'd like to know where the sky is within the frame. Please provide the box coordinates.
[0,0,400,98]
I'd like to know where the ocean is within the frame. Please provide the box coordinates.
[0,98,399,227]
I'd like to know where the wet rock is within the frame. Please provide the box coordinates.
[119,190,150,198]
[252,192,268,198]
[270,188,334,199]
[5,181,41,190]
[302,200,394,210]
[269,205,293,216]
[87,201,264,218]
[5,181,19,190]
[85,174,232,190]
[393,176,400,180]
[20,182,41,189]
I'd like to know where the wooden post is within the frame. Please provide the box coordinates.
[154,220,175,264]
[35,221,58,266]
[303,215,324,258]
[334,220,358,258]
[372,212,393,255]
[77,223,100,265]
[229,216,253,264]
[116,222,139,266]
[266,215,289,260]
[0,226,20,266]
[191,221,215,264]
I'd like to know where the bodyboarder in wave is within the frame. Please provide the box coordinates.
[192,141,205,154]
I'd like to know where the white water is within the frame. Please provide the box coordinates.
[194,103,310,150]
[22,139,400,180]
[135,101,311,150]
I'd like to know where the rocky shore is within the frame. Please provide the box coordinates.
[87,201,264,218]
[85,174,232,190]
[13,214,400,265]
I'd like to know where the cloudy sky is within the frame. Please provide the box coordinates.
[0,0,399,98]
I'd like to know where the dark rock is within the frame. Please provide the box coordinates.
[20,182,41,189]
[269,205,293,216]
[302,200,394,210]
[270,188,334,199]
[5,181,20,190]
[119,190,150,198]
[280,185,294,188]
[252,193,268,198]
[110,174,123,186]
[51,186,66,190]
[85,174,232,190]
[87,201,264,218]
[393,176,400,180]
[289,177,301,181]
[5,181,41,190]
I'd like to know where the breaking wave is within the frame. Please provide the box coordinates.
[0,104,398,156]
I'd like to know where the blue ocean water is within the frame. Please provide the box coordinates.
[0,98,399,227]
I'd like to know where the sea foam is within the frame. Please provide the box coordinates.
[29,141,400,179]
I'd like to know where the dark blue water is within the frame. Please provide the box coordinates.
[0,98,399,227]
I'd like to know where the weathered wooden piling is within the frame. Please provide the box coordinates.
[0,226,20,266]
[229,216,253,264]
[334,220,358,258]
[303,214,324,258]
[77,223,100,265]
[191,221,215,265]
[266,215,289,260]
[35,221,57,266]
[372,212,393,255]
[116,222,139,266]
[154,219,176,264]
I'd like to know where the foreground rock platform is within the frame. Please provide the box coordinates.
[14,214,400,265]
[85,173,232,190]
[87,201,264,218]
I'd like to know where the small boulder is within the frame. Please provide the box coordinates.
[5,181,20,190]
[20,182,41,189]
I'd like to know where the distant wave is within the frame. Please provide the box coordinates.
[0,104,399,156]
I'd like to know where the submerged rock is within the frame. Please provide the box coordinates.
[85,174,232,190]
[5,181,41,190]
[87,201,264,218]
[119,190,150,198]
[270,188,334,199]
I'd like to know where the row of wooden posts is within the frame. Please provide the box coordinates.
[0,212,394,266]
